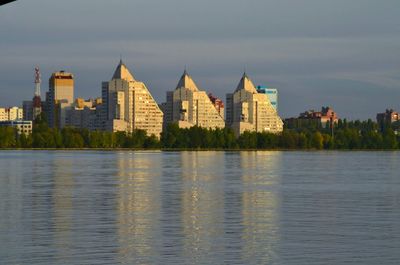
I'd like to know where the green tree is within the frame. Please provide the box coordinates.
[280,131,297,149]
[310,131,323,149]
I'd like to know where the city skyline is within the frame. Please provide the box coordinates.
[1,0,400,120]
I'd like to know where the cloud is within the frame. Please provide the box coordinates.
[1,0,400,119]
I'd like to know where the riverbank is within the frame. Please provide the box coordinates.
[1,148,399,152]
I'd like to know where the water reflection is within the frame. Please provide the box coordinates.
[180,152,225,264]
[114,151,282,264]
[239,152,281,264]
[222,152,282,264]
[52,157,74,263]
[6,151,399,264]
[116,152,162,264]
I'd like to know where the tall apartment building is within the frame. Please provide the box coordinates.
[225,73,283,136]
[0,107,23,121]
[46,71,74,128]
[162,70,225,129]
[101,60,163,137]
[257,86,278,112]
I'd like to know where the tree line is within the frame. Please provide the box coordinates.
[1,118,400,150]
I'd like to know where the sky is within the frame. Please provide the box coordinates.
[1,0,400,120]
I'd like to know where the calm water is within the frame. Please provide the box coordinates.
[0,151,399,264]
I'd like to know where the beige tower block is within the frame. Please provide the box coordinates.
[164,71,225,130]
[102,60,164,138]
[226,73,283,136]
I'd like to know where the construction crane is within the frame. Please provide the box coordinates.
[0,0,17,6]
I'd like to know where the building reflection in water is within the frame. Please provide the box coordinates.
[223,151,282,264]
[52,157,75,263]
[0,153,31,262]
[116,152,162,264]
[239,151,282,264]
[114,151,282,264]
[180,152,225,264]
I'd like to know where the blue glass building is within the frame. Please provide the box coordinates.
[257,86,278,112]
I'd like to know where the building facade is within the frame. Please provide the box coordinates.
[257,86,278,112]
[208,93,225,120]
[23,97,44,122]
[0,120,32,135]
[285,106,339,129]
[162,71,225,130]
[225,73,283,136]
[300,107,338,126]
[101,60,163,137]
[0,107,23,121]
[65,98,102,130]
[377,109,400,125]
[46,71,74,128]
[22,101,33,121]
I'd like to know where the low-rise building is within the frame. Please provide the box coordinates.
[377,109,399,125]
[0,107,24,121]
[0,120,32,135]
[285,106,339,128]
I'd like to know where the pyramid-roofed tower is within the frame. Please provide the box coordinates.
[175,70,199,91]
[235,72,258,93]
[112,59,136,82]
[102,60,163,137]
[161,70,225,129]
[225,72,283,136]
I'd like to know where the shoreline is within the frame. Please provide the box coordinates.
[0,148,399,152]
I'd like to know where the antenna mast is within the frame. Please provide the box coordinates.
[34,66,41,97]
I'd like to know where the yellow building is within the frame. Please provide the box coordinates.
[0,107,23,121]
[46,71,74,128]
[162,70,225,129]
[101,60,163,138]
[226,73,283,136]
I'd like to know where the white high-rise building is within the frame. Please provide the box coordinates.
[101,60,163,138]
[226,73,283,136]
[162,70,225,129]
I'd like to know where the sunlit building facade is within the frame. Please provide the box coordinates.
[46,71,75,128]
[101,60,163,137]
[0,107,23,121]
[65,98,102,130]
[225,73,283,136]
[285,106,339,129]
[162,71,225,129]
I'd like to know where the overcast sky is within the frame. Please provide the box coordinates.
[1,0,400,119]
